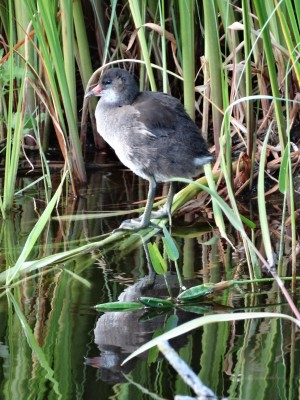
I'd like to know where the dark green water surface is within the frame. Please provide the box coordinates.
[0,159,299,400]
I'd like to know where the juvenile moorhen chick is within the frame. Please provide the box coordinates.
[85,68,212,230]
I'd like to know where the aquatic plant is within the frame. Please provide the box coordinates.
[0,1,300,398]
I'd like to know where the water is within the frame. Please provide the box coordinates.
[0,158,299,400]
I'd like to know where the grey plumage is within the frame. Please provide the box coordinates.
[86,68,212,230]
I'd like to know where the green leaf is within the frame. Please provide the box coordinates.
[177,284,214,302]
[147,242,168,275]
[240,213,256,229]
[5,171,68,284]
[94,301,142,311]
[162,225,179,261]
[257,126,274,266]
[279,144,289,194]
[139,297,173,309]
[164,314,179,331]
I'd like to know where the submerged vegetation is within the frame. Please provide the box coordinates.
[0,0,300,398]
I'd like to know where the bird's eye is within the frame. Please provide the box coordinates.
[103,79,112,85]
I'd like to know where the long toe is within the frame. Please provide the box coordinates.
[150,208,169,220]
[113,218,150,231]
[113,218,161,232]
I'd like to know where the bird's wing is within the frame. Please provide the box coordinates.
[133,92,187,131]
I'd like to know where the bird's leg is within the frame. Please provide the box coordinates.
[115,177,158,231]
[151,182,175,225]
[140,176,157,227]
[165,182,175,227]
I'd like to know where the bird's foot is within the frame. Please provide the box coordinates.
[150,208,169,219]
[113,218,161,233]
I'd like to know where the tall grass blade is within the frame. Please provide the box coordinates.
[158,0,168,93]
[276,0,300,85]
[73,0,94,87]
[2,0,24,215]
[6,171,68,284]
[60,0,76,116]
[22,0,87,186]
[128,0,156,90]
[278,145,289,194]
[257,125,274,267]
[203,0,223,153]
[242,0,255,159]
[178,0,195,120]
[253,0,286,149]
[204,164,233,247]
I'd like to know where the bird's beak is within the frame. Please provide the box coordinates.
[85,84,102,98]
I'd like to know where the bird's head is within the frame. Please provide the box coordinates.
[85,68,139,106]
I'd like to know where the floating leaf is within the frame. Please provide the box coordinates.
[177,284,214,302]
[139,297,173,309]
[94,301,142,311]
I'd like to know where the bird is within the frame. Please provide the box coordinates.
[85,68,212,230]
